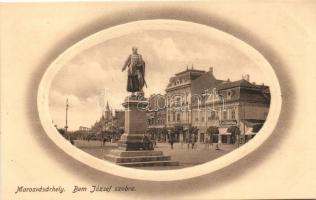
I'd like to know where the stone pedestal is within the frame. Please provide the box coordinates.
[117,97,148,151]
[105,96,179,167]
[105,149,179,167]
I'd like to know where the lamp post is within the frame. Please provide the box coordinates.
[202,89,209,144]
[65,98,69,138]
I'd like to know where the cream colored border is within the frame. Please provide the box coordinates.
[37,20,282,181]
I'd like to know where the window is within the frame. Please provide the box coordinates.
[223,110,227,120]
[177,113,181,121]
[176,97,181,107]
[211,111,216,120]
[227,90,232,99]
[195,117,199,122]
[231,109,236,119]
[172,112,176,121]
[201,117,205,122]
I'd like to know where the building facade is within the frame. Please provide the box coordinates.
[191,76,270,143]
[146,94,168,142]
[149,66,270,144]
[165,66,224,142]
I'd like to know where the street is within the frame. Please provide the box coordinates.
[74,140,237,170]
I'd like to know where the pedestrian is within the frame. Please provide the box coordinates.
[186,135,190,149]
[152,138,157,148]
[180,133,184,149]
[209,133,213,146]
[205,136,210,150]
[192,134,197,149]
[169,132,174,149]
[142,134,150,150]
[102,138,106,147]
[215,134,221,150]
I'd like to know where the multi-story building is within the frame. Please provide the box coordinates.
[163,66,270,144]
[147,94,168,142]
[165,66,224,142]
[191,75,270,143]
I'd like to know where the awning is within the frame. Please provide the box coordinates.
[219,128,231,135]
[245,128,256,135]
[241,119,265,127]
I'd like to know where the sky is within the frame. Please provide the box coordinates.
[49,29,270,130]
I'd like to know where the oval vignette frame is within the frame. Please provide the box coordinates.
[37,20,282,181]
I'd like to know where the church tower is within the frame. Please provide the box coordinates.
[104,101,112,121]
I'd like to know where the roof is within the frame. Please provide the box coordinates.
[175,69,205,76]
[166,69,209,91]
[217,79,259,90]
[216,79,270,104]
[239,88,271,103]
[191,72,224,95]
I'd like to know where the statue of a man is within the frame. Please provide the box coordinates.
[122,47,147,97]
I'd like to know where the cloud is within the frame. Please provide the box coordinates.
[142,33,207,63]
[52,56,125,101]
[49,89,104,130]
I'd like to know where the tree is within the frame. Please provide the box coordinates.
[227,126,241,144]
[57,128,66,137]
[207,126,219,143]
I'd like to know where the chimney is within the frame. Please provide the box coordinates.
[209,67,213,75]
[242,74,250,82]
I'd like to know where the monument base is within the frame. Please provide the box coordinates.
[105,149,179,167]
[117,134,147,151]
[105,95,178,167]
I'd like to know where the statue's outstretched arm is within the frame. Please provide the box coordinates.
[122,55,131,71]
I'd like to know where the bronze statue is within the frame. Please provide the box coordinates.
[122,47,147,97]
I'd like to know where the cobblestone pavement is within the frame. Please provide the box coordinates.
[74,140,238,170]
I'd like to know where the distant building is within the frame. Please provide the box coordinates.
[91,101,125,134]
[113,110,125,130]
[78,126,91,132]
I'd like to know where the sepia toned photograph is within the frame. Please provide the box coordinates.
[48,20,273,170]
[2,2,316,199]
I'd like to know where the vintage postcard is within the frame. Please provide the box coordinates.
[1,1,316,199]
